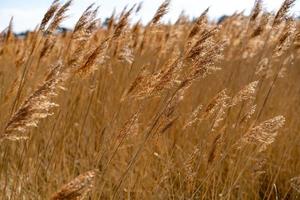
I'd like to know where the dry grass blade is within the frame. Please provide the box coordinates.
[184,146,201,183]
[118,113,139,139]
[207,133,222,164]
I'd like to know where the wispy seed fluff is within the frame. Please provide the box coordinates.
[290,176,300,193]
[51,170,98,200]
[1,62,66,141]
[242,116,285,151]
[231,81,259,106]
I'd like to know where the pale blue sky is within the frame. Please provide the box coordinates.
[0,0,299,32]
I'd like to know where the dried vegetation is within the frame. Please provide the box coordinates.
[0,0,300,199]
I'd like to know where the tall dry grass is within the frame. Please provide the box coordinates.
[0,0,300,199]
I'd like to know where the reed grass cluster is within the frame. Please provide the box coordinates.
[0,0,300,199]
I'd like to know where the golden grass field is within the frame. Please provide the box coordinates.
[0,0,300,199]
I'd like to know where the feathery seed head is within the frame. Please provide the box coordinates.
[51,170,98,200]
